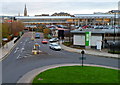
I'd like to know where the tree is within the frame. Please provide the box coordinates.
[11,21,24,36]
[2,22,10,38]
[43,28,50,34]
[38,26,44,32]
[37,24,46,32]
[2,20,25,38]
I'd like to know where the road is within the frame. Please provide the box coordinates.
[2,32,120,84]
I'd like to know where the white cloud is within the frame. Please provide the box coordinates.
[1,0,120,2]
[0,1,118,16]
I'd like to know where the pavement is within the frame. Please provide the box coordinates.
[0,38,17,61]
[60,42,119,59]
[17,63,119,83]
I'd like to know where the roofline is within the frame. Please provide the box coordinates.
[15,16,74,19]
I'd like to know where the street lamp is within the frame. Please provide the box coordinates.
[10,17,13,34]
[68,23,71,42]
[111,10,119,53]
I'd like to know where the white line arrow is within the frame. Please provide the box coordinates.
[16,54,21,59]
[14,47,19,53]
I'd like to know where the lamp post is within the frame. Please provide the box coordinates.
[113,13,116,44]
[111,10,119,53]
[68,23,71,42]
[10,17,13,35]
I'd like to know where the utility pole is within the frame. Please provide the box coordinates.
[10,17,13,35]
[68,23,71,42]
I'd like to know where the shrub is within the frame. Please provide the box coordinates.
[62,42,72,46]
[108,50,120,54]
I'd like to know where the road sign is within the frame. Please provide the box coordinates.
[81,50,85,54]
[85,32,91,46]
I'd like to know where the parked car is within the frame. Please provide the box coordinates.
[49,43,61,50]
[41,39,48,44]
[49,38,59,42]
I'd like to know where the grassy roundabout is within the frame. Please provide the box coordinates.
[32,66,119,83]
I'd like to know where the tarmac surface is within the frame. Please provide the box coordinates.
[1,32,120,84]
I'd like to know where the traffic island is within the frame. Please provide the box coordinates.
[32,66,119,83]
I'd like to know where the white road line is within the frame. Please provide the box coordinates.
[48,53,52,55]
[16,47,19,50]
[20,42,22,43]
[54,50,65,55]
[21,47,25,52]
[22,47,24,50]
[14,50,17,53]
[16,54,21,59]
[14,47,19,53]
[16,54,26,59]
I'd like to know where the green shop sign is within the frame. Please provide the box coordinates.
[85,32,91,46]
[19,32,22,36]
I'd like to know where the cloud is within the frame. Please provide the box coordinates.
[1,2,118,16]
[1,0,120,2]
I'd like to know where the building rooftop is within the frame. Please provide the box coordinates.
[15,16,74,19]
[15,14,119,19]
[71,29,120,34]
[74,14,118,18]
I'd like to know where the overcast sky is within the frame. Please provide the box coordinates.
[0,0,120,16]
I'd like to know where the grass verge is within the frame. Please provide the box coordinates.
[32,66,119,84]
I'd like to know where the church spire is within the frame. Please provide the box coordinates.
[24,4,27,16]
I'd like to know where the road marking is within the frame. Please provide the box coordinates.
[53,50,65,55]
[14,50,17,53]
[21,47,25,52]
[24,54,32,57]
[48,53,52,55]
[16,47,19,50]
[14,47,19,53]
[16,54,21,59]
[20,42,22,43]
[16,54,26,59]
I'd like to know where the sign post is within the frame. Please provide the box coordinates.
[85,32,91,49]
[79,50,85,67]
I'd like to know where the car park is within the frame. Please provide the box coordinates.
[49,38,59,42]
[41,39,48,44]
[49,43,61,50]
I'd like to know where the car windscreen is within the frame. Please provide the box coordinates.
[52,44,59,46]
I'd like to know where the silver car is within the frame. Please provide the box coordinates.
[49,43,61,50]
[49,38,59,42]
